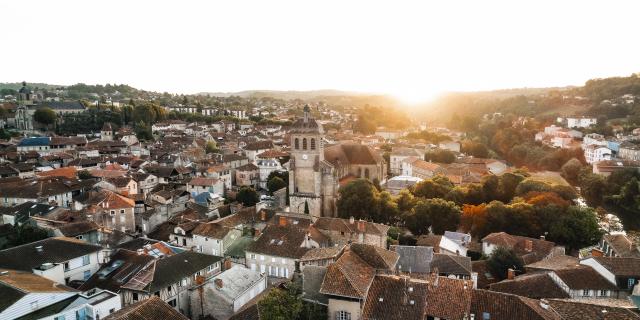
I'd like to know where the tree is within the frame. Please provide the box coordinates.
[561,158,584,185]
[337,179,379,220]
[33,107,56,126]
[236,186,259,207]
[424,149,456,164]
[267,176,287,194]
[579,173,607,207]
[412,175,454,199]
[6,223,49,248]
[205,141,220,154]
[78,170,93,180]
[549,206,603,252]
[258,286,303,320]
[404,198,461,235]
[487,247,523,280]
[135,121,153,141]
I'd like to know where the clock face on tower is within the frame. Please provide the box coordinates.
[302,154,308,160]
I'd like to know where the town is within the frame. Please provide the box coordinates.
[0,75,639,320]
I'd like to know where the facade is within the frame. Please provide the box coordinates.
[583,144,612,164]
[389,147,423,176]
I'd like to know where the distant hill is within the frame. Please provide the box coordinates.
[197,89,364,100]
[0,82,63,91]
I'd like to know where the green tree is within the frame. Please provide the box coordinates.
[560,158,584,185]
[549,206,603,252]
[33,107,57,126]
[579,173,607,207]
[205,141,220,154]
[487,247,523,280]
[424,149,456,164]
[412,175,454,199]
[236,186,259,207]
[258,286,303,320]
[135,121,153,141]
[7,224,49,248]
[404,198,461,235]
[78,170,93,180]
[337,179,379,220]
[267,176,287,194]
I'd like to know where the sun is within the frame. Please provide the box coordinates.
[389,87,442,105]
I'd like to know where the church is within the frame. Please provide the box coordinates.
[288,106,387,218]
[11,82,85,132]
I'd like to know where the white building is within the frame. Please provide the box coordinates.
[583,144,612,164]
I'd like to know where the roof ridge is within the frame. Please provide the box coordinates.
[336,251,374,297]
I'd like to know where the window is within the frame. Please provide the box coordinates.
[132,292,139,301]
[598,290,607,296]
[629,278,636,289]
[250,254,256,259]
[168,299,177,307]
[294,138,299,149]
[583,289,590,296]
[310,138,316,150]
[84,270,91,280]
[302,138,307,150]
[110,210,115,216]
[120,209,125,214]
[64,262,70,271]
[364,168,370,179]
[336,311,351,320]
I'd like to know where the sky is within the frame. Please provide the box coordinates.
[2,0,640,104]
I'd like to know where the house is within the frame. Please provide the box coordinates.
[470,289,561,320]
[580,257,640,298]
[319,244,399,320]
[255,158,284,189]
[0,201,67,226]
[548,299,640,320]
[131,172,159,197]
[558,117,598,128]
[191,221,242,256]
[482,232,563,264]
[583,144,612,164]
[79,248,157,294]
[0,269,121,320]
[389,147,423,176]
[619,142,640,161]
[76,190,136,233]
[391,245,433,275]
[245,222,315,279]
[243,140,274,161]
[438,140,461,152]
[189,265,267,320]
[299,245,345,269]
[313,216,389,248]
[119,251,223,315]
[200,164,233,190]
[416,234,468,256]
[401,157,447,179]
[361,274,473,320]
[0,237,104,285]
[54,221,101,244]
[0,177,76,207]
[384,175,423,195]
[95,176,139,196]
[594,233,640,258]
[235,163,259,187]
[104,296,188,320]
[489,273,570,299]
[187,177,225,197]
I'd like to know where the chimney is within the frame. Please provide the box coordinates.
[357,220,365,233]
[591,248,604,257]
[349,216,355,224]
[279,216,287,227]
[539,299,549,310]
[223,259,232,270]
[540,235,546,241]
[214,278,223,289]
[507,268,515,280]
[524,240,533,252]
[260,210,266,221]
[35,245,43,253]
[137,248,144,255]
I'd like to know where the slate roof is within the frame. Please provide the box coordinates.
[431,253,472,276]
[0,237,102,271]
[313,217,389,236]
[302,265,329,304]
[57,221,99,237]
[471,289,562,320]
[483,232,557,264]
[104,296,188,320]
[40,101,85,110]
[489,273,570,299]
[553,266,618,290]
[79,249,155,293]
[245,224,310,259]
[324,143,384,166]
[548,299,640,320]
[591,257,640,277]
[18,137,50,147]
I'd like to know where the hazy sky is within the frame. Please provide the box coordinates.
[2,0,639,103]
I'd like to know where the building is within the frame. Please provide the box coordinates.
[619,142,640,161]
[190,265,267,320]
[482,232,563,264]
[104,296,188,320]
[314,216,389,248]
[0,237,104,285]
[288,106,386,218]
[0,269,121,320]
[558,117,598,128]
[390,147,423,176]
[583,144,612,164]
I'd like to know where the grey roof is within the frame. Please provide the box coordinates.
[391,245,433,274]
[302,265,329,305]
[148,251,222,292]
[210,265,264,302]
[431,253,472,276]
[0,237,102,271]
[39,101,85,110]
[444,231,472,244]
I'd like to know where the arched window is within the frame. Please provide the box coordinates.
[302,138,307,150]
[365,168,370,179]
[294,138,299,150]
[310,138,316,150]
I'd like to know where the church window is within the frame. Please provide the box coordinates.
[310,138,316,150]
[365,168,370,179]
[294,138,299,149]
[303,138,307,150]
